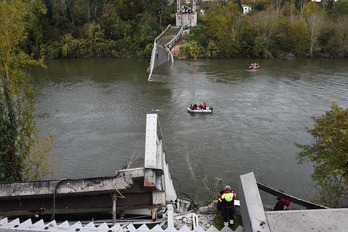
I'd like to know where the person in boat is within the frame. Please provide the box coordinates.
[193,104,197,110]
[218,185,236,226]
[200,102,204,109]
[189,104,193,110]
[203,102,207,109]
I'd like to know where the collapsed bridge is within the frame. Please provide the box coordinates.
[147,25,185,81]
[1,114,348,232]
[0,114,180,223]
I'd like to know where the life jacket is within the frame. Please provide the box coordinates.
[280,198,290,207]
[220,191,236,209]
[274,198,290,210]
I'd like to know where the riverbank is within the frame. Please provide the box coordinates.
[171,37,348,61]
[12,1,348,61]
[173,2,348,60]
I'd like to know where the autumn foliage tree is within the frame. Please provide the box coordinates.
[296,103,348,207]
[204,2,242,57]
[0,0,55,182]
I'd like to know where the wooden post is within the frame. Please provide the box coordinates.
[112,193,117,224]
[151,207,157,221]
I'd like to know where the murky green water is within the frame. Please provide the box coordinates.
[31,58,348,204]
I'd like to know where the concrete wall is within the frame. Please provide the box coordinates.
[266,208,348,232]
[238,172,270,232]
[176,12,197,27]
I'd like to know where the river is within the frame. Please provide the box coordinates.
[31,58,348,205]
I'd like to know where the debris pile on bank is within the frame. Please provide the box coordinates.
[174,201,243,231]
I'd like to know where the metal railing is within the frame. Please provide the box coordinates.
[0,217,237,232]
[164,25,186,68]
[148,25,185,81]
[148,25,171,81]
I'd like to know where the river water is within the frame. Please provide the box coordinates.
[32,58,348,205]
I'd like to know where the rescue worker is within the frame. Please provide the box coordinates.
[218,185,236,227]
[274,197,290,211]
[200,102,203,109]
[203,102,207,109]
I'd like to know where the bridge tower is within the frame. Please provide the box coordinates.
[176,0,197,27]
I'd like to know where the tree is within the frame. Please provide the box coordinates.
[334,16,348,55]
[205,2,241,57]
[250,8,280,57]
[307,12,326,56]
[296,103,348,207]
[331,0,348,16]
[286,19,308,55]
[0,0,55,182]
[295,0,306,14]
[0,85,19,182]
[323,15,348,56]
[274,0,285,17]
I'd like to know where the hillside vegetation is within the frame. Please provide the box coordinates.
[8,0,348,59]
[182,0,348,59]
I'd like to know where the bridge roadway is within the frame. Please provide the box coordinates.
[148,25,184,81]
[157,27,181,46]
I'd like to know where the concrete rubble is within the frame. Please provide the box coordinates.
[175,201,242,231]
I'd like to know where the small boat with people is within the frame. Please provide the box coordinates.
[187,102,213,114]
[248,63,260,70]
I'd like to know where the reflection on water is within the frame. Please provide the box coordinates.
[32,58,348,204]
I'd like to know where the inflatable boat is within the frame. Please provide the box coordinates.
[248,64,259,70]
[187,106,213,114]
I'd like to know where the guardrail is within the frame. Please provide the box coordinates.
[164,25,185,67]
[148,24,186,81]
[165,25,185,50]
[148,25,171,81]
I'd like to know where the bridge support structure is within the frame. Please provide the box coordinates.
[148,25,185,81]
[0,114,178,223]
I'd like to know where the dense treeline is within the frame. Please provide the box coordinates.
[24,0,174,59]
[181,0,348,59]
[19,0,348,60]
